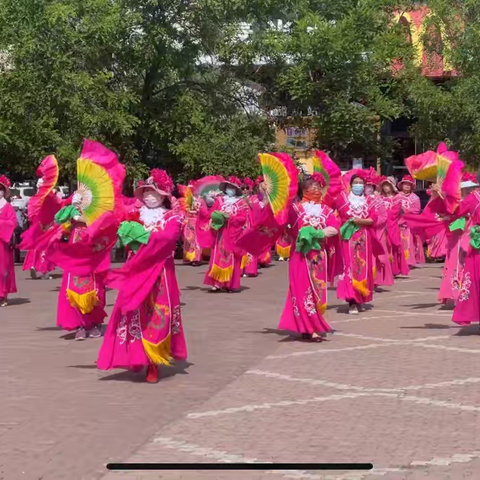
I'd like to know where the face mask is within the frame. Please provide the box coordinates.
[303,189,322,203]
[352,184,364,196]
[143,191,164,208]
[205,196,214,207]
[225,188,236,198]
[37,178,44,189]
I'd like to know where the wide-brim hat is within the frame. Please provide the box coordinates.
[461,180,479,189]
[134,183,170,200]
[0,176,11,198]
[380,176,398,192]
[219,181,242,196]
[398,175,416,188]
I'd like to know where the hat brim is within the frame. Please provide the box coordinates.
[219,182,242,196]
[134,184,169,200]
[398,180,415,187]
[380,179,398,191]
[0,182,10,198]
[461,180,479,189]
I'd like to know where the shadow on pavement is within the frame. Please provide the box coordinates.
[99,361,193,383]
[182,285,250,293]
[455,325,480,336]
[401,303,441,309]
[68,365,98,369]
[36,326,62,331]
[400,323,456,330]
[7,297,31,306]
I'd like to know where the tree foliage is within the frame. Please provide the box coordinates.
[1,0,480,180]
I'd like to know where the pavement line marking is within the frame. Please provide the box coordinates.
[332,333,449,343]
[332,315,405,324]
[247,370,480,394]
[187,392,387,418]
[187,390,480,419]
[266,342,399,360]
[368,309,451,317]
[265,336,451,360]
[246,370,404,393]
[410,450,480,467]
[150,437,404,480]
[409,343,480,354]
[153,437,263,463]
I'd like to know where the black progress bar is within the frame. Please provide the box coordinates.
[107,463,373,471]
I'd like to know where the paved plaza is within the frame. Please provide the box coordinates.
[2,261,480,480]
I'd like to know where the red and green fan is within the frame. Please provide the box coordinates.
[76,140,126,226]
[177,184,194,211]
[405,142,464,213]
[310,150,342,198]
[258,152,298,225]
[28,155,59,220]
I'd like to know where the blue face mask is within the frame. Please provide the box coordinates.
[352,184,364,196]
[225,187,236,197]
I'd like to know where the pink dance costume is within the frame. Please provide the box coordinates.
[199,195,248,291]
[0,199,17,300]
[182,198,203,264]
[278,201,340,335]
[452,191,480,325]
[98,206,187,371]
[398,191,423,272]
[336,191,382,305]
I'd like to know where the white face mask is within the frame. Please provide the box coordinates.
[225,187,236,198]
[205,195,214,207]
[143,190,164,209]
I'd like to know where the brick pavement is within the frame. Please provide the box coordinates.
[2,262,478,480]
[101,264,480,480]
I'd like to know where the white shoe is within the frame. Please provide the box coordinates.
[349,305,359,315]
[279,257,285,262]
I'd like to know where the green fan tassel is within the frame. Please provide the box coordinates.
[211,210,227,230]
[296,226,325,255]
[117,221,151,252]
[54,205,80,224]
[449,217,466,232]
[340,219,360,240]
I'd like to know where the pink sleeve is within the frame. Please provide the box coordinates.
[0,204,17,243]
[411,194,421,214]
[107,215,182,313]
[326,209,340,230]
[455,193,478,219]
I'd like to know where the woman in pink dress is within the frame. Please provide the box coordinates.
[336,173,379,315]
[98,169,187,383]
[240,178,259,278]
[276,231,292,261]
[378,176,402,277]
[22,177,61,280]
[278,173,340,341]
[365,175,394,288]
[198,176,248,292]
[182,192,203,266]
[451,178,480,326]
[48,193,112,340]
[434,176,479,305]
[397,175,425,270]
[0,176,17,307]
